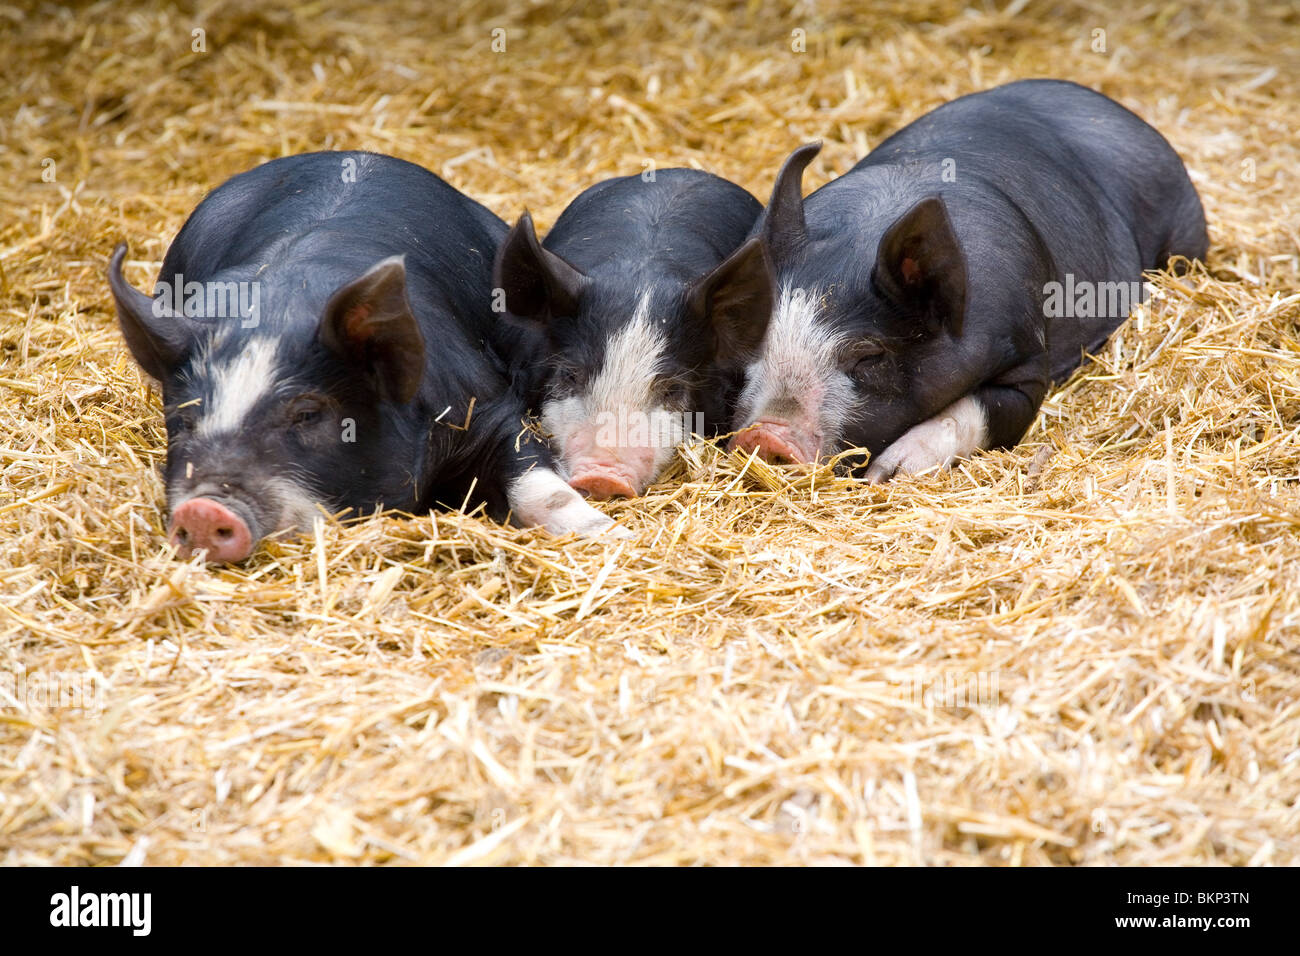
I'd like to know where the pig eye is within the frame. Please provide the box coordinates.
[847,342,887,382]
[847,340,889,369]
[847,341,886,362]
[167,402,200,435]
[287,396,328,428]
[551,367,584,396]
[659,379,690,407]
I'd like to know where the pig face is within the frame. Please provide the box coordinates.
[109,244,426,562]
[494,212,770,499]
[701,144,971,468]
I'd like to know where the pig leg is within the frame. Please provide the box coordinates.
[508,466,633,538]
[864,395,988,482]
[865,381,1044,483]
[471,404,631,538]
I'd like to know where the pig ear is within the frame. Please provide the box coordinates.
[758,142,821,260]
[108,242,192,381]
[492,211,589,326]
[689,237,776,366]
[319,256,426,404]
[874,195,968,336]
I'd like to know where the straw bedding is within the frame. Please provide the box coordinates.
[1,0,1297,865]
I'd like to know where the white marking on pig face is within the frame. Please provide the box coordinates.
[169,333,331,544]
[194,335,282,437]
[733,282,858,457]
[540,288,684,491]
[864,394,988,482]
[166,471,325,547]
[507,467,631,538]
[260,475,328,537]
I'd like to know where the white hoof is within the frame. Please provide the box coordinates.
[507,468,632,538]
[866,395,987,483]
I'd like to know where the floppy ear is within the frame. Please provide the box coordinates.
[108,242,192,381]
[319,256,425,404]
[688,237,776,366]
[874,195,968,335]
[757,142,821,261]
[492,211,590,326]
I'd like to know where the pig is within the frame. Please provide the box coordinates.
[492,168,765,499]
[108,150,623,562]
[697,79,1208,481]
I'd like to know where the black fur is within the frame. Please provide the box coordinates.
[495,168,763,433]
[110,150,551,545]
[713,79,1208,460]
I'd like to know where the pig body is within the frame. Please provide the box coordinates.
[110,150,620,561]
[494,169,765,499]
[708,80,1208,480]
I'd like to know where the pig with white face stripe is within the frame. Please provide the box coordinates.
[110,151,621,562]
[701,80,1208,479]
[494,169,765,499]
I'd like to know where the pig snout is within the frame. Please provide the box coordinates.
[169,497,255,563]
[729,420,817,465]
[568,462,641,500]
[566,449,653,499]
[561,424,662,500]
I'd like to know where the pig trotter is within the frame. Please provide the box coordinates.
[508,468,633,539]
[865,395,988,483]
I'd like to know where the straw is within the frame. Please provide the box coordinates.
[0,0,1296,865]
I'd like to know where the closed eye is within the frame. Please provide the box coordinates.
[840,340,892,386]
[549,364,585,396]
[657,374,692,408]
[286,395,331,428]
[165,399,202,434]
[842,340,886,367]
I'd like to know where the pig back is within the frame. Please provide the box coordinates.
[864,80,1206,382]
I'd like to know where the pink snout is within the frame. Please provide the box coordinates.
[729,421,815,464]
[169,497,254,563]
[567,461,641,501]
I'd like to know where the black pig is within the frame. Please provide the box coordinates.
[702,80,1208,480]
[494,169,764,499]
[109,151,621,561]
